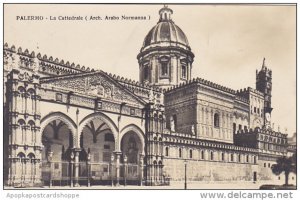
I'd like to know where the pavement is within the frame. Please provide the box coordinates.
[5,181,274,190]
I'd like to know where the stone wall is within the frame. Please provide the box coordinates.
[163,158,258,182]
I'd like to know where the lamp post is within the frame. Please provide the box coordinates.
[70,152,74,187]
[124,155,127,187]
[184,159,187,190]
[87,152,91,187]
[110,154,114,187]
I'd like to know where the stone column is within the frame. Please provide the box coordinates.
[139,154,144,186]
[170,56,174,84]
[8,158,14,186]
[115,151,122,186]
[87,152,91,187]
[151,162,154,186]
[70,151,74,187]
[73,149,81,187]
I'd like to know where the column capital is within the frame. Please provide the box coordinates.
[73,148,82,152]
[113,151,122,155]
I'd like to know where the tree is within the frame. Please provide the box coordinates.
[271,155,296,185]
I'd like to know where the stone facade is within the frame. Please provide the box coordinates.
[3,6,296,188]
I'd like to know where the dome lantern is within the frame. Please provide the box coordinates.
[159,5,173,22]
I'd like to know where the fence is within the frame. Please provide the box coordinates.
[41,161,144,187]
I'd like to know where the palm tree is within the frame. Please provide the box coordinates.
[271,155,296,185]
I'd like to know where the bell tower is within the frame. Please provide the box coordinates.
[256,58,273,128]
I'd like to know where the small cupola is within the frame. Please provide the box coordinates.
[159,5,173,22]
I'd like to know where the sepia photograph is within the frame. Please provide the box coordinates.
[2,3,297,191]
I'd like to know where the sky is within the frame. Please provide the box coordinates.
[4,4,296,136]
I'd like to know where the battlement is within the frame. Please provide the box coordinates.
[236,87,264,99]
[164,77,236,94]
[252,127,288,138]
[4,43,94,74]
[235,127,288,138]
[164,129,258,153]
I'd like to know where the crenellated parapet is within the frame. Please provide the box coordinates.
[164,131,258,154]
[234,127,288,156]
[252,127,288,139]
[236,87,264,100]
[164,77,236,95]
[4,43,94,77]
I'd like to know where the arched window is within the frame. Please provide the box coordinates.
[154,137,158,155]
[161,62,168,76]
[17,152,26,159]
[221,153,224,161]
[189,149,193,159]
[210,151,214,160]
[254,156,257,164]
[230,154,234,162]
[246,155,249,163]
[238,154,241,162]
[144,66,149,80]
[154,114,158,132]
[179,148,182,158]
[214,113,220,127]
[181,65,187,79]
[28,120,35,145]
[238,124,242,131]
[233,123,237,133]
[27,89,36,114]
[201,150,204,159]
[165,147,169,156]
[18,86,26,112]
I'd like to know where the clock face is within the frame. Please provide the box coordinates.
[265,113,271,122]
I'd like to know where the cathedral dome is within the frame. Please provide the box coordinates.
[141,6,191,52]
[137,6,194,89]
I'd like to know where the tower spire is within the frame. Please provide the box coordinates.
[262,57,266,69]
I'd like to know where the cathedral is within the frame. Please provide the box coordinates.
[3,6,296,188]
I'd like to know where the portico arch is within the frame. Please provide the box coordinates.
[40,112,77,146]
[78,112,118,149]
[120,124,145,155]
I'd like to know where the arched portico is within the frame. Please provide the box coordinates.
[78,112,118,149]
[40,112,78,186]
[120,124,145,156]
[40,112,77,146]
